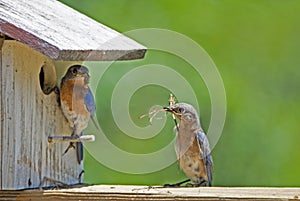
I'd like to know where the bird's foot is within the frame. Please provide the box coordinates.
[63,142,75,156]
[186,180,208,187]
[185,183,194,187]
[163,183,181,188]
[163,179,191,188]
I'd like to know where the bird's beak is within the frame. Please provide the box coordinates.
[164,106,178,115]
[163,106,173,113]
[77,68,89,76]
[164,106,182,120]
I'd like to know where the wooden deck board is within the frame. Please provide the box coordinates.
[0,185,299,200]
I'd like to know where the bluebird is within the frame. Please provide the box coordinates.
[164,103,213,187]
[60,65,97,164]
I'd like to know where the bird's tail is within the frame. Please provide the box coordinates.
[76,141,83,164]
[76,131,84,165]
[206,163,213,186]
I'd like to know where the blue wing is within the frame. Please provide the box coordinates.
[196,130,213,186]
[84,87,96,117]
[84,87,100,130]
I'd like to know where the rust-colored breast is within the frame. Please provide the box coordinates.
[60,78,89,115]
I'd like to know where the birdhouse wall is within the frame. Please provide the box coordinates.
[0,40,83,190]
[0,37,3,189]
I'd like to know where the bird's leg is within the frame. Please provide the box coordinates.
[62,128,83,164]
[186,180,208,187]
[62,142,76,156]
[163,178,191,187]
[62,130,77,156]
[197,180,209,187]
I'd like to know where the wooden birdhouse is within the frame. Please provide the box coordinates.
[0,0,146,190]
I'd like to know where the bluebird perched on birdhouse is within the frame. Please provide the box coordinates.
[60,65,97,164]
[164,103,213,187]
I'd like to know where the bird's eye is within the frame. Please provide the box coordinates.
[178,108,184,113]
[72,68,77,75]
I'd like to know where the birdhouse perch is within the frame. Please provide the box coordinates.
[0,0,146,190]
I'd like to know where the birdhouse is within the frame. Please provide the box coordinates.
[0,0,146,190]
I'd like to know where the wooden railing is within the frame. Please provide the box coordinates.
[0,185,299,200]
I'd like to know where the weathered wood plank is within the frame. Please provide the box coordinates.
[0,186,299,201]
[0,33,3,189]
[0,0,146,61]
[1,40,83,190]
[1,41,16,189]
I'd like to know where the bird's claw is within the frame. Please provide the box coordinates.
[63,142,75,156]
[185,183,194,187]
[188,180,208,187]
[163,183,181,188]
[163,179,191,188]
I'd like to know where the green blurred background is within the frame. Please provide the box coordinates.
[59,0,300,186]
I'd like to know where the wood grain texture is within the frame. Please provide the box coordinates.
[1,40,15,189]
[0,40,83,190]
[0,34,3,189]
[0,0,146,61]
[0,186,299,201]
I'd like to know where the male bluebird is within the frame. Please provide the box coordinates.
[60,65,97,164]
[164,103,213,187]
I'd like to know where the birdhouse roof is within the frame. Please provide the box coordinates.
[0,0,146,61]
